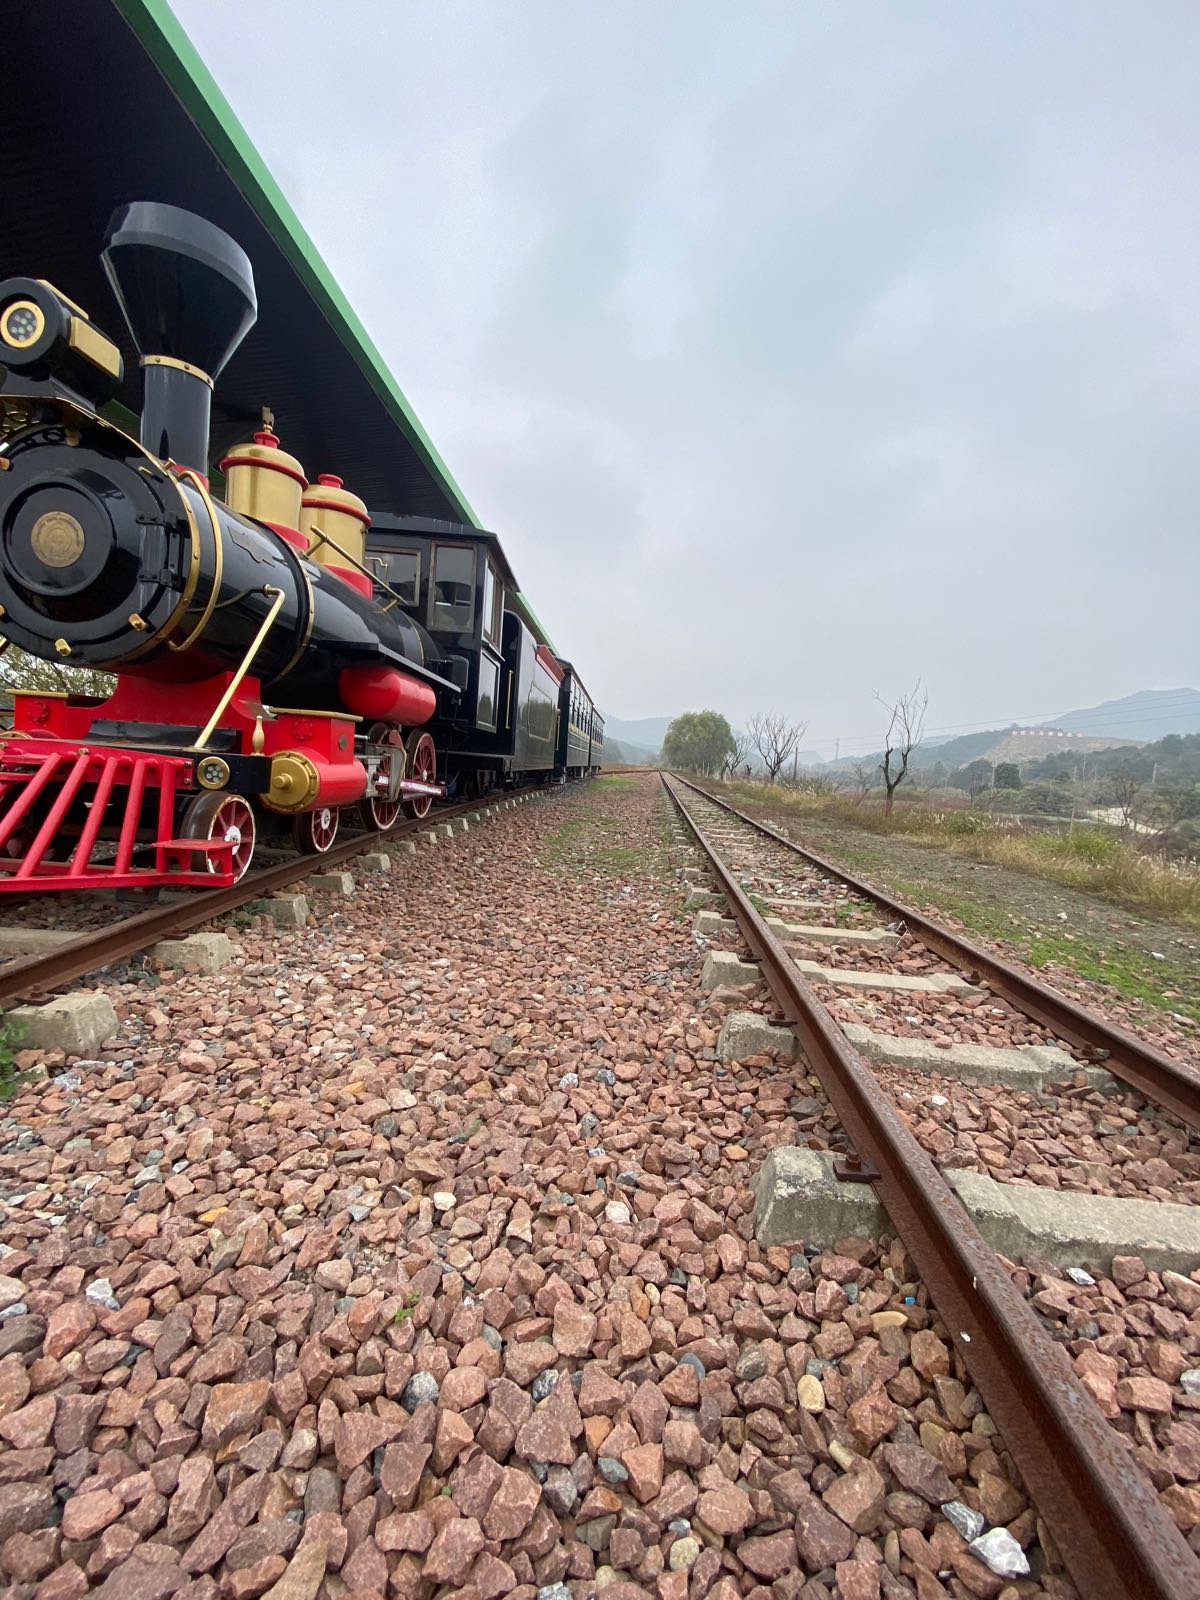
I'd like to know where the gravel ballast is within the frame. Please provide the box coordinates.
[0,772,1147,1598]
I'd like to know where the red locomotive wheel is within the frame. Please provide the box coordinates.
[358,723,404,833]
[403,730,437,820]
[181,793,256,882]
[293,805,339,855]
[359,793,403,832]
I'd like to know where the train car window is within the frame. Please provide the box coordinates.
[478,655,499,729]
[430,544,475,629]
[482,562,502,647]
[529,683,556,742]
[384,549,420,605]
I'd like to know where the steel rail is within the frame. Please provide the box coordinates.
[670,773,1200,1131]
[0,786,551,1008]
[663,773,1200,1600]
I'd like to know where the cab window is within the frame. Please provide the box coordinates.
[482,561,503,647]
[384,549,420,605]
[430,544,475,630]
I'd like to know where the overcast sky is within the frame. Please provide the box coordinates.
[174,1,1199,757]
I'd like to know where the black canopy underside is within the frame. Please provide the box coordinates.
[0,0,476,523]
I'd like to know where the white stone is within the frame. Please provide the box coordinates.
[969,1528,1030,1578]
[85,1277,119,1310]
[432,1191,457,1213]
[605,1200,632,1226]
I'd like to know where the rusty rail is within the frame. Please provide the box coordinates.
[0,787,551,1007]
[663,773,1200,1600]
[670,772,1200,1131]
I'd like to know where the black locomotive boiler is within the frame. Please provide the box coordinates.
[0,203,601,890]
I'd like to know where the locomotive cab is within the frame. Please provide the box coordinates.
[365,516,564,794]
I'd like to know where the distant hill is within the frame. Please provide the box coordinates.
[1025,729,1200,785]
[611,690,1200,775]
[982,728,1142,762]
[1037,688,1200,742]
[602,714,674,752]
[830,727,1004,773]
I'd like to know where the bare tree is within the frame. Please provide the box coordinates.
[876,681,928,816]
[747,713,807,783]
[720,731,752,779]
[793,772,835,796]
[1105,768,1142,833]
[846,763,875,806]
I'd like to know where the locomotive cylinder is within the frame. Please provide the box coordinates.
[339,663,438,724]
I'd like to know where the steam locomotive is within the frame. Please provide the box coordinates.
[0,203,602,890]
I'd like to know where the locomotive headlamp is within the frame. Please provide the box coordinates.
[2,301,44,350]
[0,278,123,407]
[197,757,231,790]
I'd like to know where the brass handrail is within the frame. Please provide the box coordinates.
[191,585,285,752]
[306,524,410,612]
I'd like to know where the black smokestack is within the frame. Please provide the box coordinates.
[101,202,257,474]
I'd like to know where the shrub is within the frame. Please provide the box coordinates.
[934,811,991,837]
[1033,829,1120,866]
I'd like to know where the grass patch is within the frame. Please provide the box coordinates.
[0,1017,27,1101]
[392,1289,421,1324]
[862,868,1200,1023]
[539,791,668,881]
[710,779,1200,929]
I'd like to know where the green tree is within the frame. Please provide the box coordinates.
[662,711,735,776]
[961,759,994,797]
[0,646,114,700]
[994,762,1021,790]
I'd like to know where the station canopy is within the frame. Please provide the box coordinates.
[0,0,478,525]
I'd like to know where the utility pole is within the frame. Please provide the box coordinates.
[834,738,840,762]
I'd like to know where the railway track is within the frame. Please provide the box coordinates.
[0,785,555,1008]
[662,771,1200,1600]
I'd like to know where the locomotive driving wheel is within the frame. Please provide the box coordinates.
[181,793,257,883]
[358,722,404,833]
[403,730,437,820]
[293,805,340,855]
